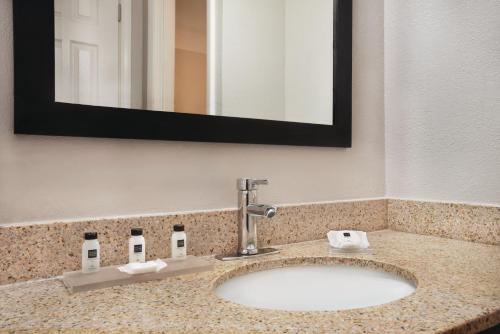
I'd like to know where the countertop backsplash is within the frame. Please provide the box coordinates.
[1,199,387,284]
[1,198,498,285]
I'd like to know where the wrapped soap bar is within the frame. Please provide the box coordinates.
[327,230,370,250]
[118,259,167,275]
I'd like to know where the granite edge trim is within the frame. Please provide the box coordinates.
[387,199,500,245]
[1,198,389,228]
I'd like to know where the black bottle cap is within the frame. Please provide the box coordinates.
[131,228,143,236]
[173,224,185,232]
[84,232,98,240]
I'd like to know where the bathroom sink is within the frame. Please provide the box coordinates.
[215,262,416,311]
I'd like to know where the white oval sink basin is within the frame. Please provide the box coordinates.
[215,265,416,311]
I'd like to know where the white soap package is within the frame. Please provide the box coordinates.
[327,230,370,251]
[118,259,167,275]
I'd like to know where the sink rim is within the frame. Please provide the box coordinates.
[212,256,418,312]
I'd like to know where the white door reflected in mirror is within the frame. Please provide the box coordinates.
[54,0,336,125]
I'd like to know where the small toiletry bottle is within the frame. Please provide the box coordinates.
[171,224,187,258]
[82,232,100,273]
[129,228,146,263]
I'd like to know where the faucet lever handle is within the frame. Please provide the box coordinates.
[237,178,269,191]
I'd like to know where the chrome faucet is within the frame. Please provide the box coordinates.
[216,178,279,261]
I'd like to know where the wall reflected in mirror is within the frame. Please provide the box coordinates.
[54,0,336,125]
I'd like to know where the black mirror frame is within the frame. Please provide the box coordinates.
[13,0,352,148]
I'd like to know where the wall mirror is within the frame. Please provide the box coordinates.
[14,0,352,147]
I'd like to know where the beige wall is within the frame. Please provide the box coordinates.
[174,48,207,114]
[175,0,207,53]
[174,0,207,114]
[0,0,385,225]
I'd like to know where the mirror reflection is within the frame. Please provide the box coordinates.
[54,0,336,125]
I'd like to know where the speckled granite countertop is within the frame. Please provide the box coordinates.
[1,230,499,334]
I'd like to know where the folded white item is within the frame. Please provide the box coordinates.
[327,230,370,250]
[118,259,167,275]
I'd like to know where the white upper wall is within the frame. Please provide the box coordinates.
[0,0,385,224]
[220,0,286,121]
[385,0,500,205]
[284,0,334,125]
[220,0,334,125]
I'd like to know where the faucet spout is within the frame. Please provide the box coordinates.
[247,204,277,218]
